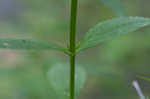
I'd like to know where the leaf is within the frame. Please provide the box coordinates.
[0,39,70,54]
[100,0,125,16]
[138,76,150,82]
[77,17,150,52]
[47,63,87,99]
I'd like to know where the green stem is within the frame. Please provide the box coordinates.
[69,0,78,99]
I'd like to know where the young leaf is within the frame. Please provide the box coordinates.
[0,39,70,54]
[77,17,150,52]
[100,0,125,16]
[47,63,87,99]
[138,76,150,82]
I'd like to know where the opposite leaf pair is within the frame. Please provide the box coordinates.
[0,17,150,55]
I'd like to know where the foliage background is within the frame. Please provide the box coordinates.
[0,0,150,99]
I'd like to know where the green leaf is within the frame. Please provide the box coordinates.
[0,39,70,54]
[100,0,125,16]
[138,76,150,82]
[47,63,87,99]
[77,17,150,52]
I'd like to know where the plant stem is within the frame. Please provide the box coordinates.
[69,0,78,99]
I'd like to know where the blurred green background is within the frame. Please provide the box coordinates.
[0,0,150,99]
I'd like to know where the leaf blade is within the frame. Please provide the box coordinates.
[47,63,87,99]
[138,76,150,82]
[78,17,150,52]
[0,39,70,54]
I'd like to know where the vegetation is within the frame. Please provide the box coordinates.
[0,0,150,99]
